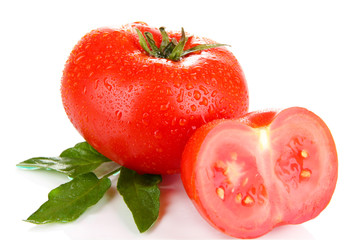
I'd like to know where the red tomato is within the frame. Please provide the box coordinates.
[61,22,248,174]
[181,107,337,238]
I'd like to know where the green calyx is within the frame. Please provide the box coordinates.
[136,27,229,61]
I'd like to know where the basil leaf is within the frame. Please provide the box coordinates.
[17,142,111,178]
[26,172,111,224]
[117,167,162,233]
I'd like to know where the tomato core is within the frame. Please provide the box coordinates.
[212,145,268,210]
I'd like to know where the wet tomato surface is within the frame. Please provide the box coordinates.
[61,22,248,174]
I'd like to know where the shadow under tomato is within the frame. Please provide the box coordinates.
[157,174,182,221]
[262,224,315,240]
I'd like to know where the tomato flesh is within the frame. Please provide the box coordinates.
[269,109,338,224]
[181,107,337,238]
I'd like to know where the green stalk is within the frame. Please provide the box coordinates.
[136,27,229,61]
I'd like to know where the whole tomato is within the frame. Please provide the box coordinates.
[61,22,248,174]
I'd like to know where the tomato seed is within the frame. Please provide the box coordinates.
[216,187,225,200]
[235,193,242,203]
[300,169,311,178]
[242,195,255,206]
[301,150,309,158]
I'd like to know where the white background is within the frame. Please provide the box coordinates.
[1,0,355,239]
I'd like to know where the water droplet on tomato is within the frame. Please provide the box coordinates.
[154,130,163,139]
[179,118,187,126]
[199,85,209,95]
[186,83,194,90]
[170,129,178,135]
[160,102,170,111]
[211,78,217,86]
[200,114,207,124]
[142,113,149,126]
[75,54,85,62]
[174,82,181,88]
[208,104,215,114]
[104,78,112,91]
[128,85,133,92]
[177,89,184,103]
[94,79,99,89]
[191,104,197,112]
[193,90,201,100]
[115,111,122,120]
[83,86,87,94]
[171,117,177,126]
[199,97,208,106]
[166,87,173,96]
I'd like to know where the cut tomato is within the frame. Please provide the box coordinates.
[181,107,337,238]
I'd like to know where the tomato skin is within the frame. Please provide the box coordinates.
[181,107,337,238]
[61,22,248,174]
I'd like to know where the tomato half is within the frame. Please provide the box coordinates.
[61,22,248,174]
[181,107,337,238]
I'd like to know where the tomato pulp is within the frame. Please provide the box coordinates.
[61,22,248,174]
[181,107,338,238]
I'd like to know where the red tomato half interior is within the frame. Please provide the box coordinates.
[182,107,337,238]
[194,123,273,238]
[269,108,337,224]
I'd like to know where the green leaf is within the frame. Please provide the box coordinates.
[168,27,187,61]
[26,172,111,224]
[117,167,162,233]
[136,26,228,61]
[17,142,111,178]
[136,28,153,55]
[158,27,170,52]
[144,31,160,57]
[182,43,229,57]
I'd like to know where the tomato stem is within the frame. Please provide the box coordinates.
[136,27,229,61]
